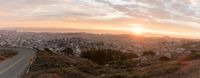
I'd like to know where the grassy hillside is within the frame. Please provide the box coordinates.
[27,49,200,78]
[0,49,17,61]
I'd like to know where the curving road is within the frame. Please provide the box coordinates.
[0,47,36,78]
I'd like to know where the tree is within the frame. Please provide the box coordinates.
[44,48,52,52]
[63,47,74,55]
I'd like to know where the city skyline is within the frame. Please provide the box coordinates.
[0,0,200,38]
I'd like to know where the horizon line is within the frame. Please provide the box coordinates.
[0,27,199,39]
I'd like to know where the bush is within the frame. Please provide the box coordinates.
[159,56,170,61]
[80,49,138,65]
[44,48,52,52]
[142,50,155,56]
[189,50,200,59]
[0,56,5,61]
[62,47,74,55]
[0,49,17,61]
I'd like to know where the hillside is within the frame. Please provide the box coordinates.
[27,48,200,78]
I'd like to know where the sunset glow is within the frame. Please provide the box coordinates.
[0,0,200,38]
[130,24,145,35]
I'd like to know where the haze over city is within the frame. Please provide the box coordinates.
[0,0,200,38]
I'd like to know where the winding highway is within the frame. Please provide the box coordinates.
[0,47,36,78]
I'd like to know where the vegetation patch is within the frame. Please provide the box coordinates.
[81,49,138,65]
[0,49,17,61]
[140,61,180,77]
[182,50,200,60]
[189,50,200,59]
[28,49,182,78]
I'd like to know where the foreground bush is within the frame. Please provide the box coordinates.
[80,49,138,65]
[28,49,182,78]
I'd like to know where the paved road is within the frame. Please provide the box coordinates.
[0,47,36,78]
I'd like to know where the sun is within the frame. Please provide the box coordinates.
[131,25,144,35]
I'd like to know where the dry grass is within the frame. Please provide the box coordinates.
[27,49,184,78]
[0,49,17,61]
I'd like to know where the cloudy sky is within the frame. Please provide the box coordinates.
[0,0,200,37]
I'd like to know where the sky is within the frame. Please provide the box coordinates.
[0,0,200,37]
